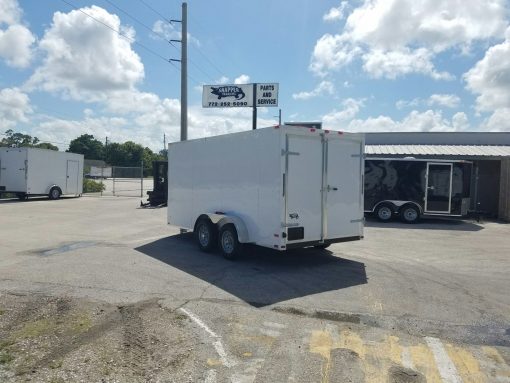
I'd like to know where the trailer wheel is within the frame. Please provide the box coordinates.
[16,193,27,201]
[219,224,241,260]
[49,187,61,200]
[195,219,217,252]
[400,205,420,224]
[375,204,393,222]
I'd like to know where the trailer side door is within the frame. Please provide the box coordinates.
[0,149,27,192]
[325,138,364,239]
[66,160,80,194]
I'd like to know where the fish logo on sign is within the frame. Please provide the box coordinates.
[210,86,246,100]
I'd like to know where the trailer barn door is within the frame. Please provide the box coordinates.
[66,160,79,194]
[285,135,323,243]
[325,138,363,239]
[0,149,26,192]
[425,163,453,213]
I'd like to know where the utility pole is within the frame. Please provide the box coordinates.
[252,83,257,130]
[163,133,166,152]
[278,109,282,125]
[170,3,187,141]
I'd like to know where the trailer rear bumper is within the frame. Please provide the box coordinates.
[286,235,363,250]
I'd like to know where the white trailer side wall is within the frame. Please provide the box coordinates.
[168,128,282,248]
[26,149,83,195]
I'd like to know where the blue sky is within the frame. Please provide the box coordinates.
[0,0,509,150]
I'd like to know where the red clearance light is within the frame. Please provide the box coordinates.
[274,125,280,129]
[325,130,330,133]
[338,131,344,135]
[310,128,316,132]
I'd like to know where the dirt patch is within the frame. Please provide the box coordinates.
[0,293,202,382]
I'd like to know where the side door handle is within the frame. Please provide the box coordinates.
[327,185,338,191]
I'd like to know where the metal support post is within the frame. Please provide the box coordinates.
[252,83,257,130]
[140,160,144,198]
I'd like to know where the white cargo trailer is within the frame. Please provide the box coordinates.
[0,147,83,200]
[167,125,364,258]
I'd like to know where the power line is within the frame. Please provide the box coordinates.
[136,0,171,23]
[59,0,175,67]
[133,0,227,81]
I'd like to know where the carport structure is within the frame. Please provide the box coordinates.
[365,132,510,221]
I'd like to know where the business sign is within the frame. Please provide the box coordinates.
[202,84,253,108]
[255,83,278,107]
[202,83,279,108]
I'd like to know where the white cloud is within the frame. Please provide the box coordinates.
[309,33,361,76]
[323,2,348,22]
[397,94,461,109]
[311,0,508,79]
[322,98,365,127]
[234,74,250,84]
[323,104,470,132]
[0,0,35,68]
[0,0,22,25]
[292,81,335,100]
[27,6,144,102]
[362,48,454,80]
[0,87,32,129]
[464,27,510,112]
[481,108,510,131]
[428,94,461,108]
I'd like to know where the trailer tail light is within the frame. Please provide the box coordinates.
[338,131,344,135]
[310,128,316,132]
[274,125,280,129]
[325,130,330,134]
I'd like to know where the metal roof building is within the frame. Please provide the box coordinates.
[364,132,510,221]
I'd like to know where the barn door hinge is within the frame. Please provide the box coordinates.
[281,149,300,156]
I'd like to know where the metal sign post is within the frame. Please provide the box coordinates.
[252,83,257,130]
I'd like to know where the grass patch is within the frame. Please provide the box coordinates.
[0,351,14,365]
[13,318,55,339]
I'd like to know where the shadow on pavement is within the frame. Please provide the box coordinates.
[364,215,484,232]
[0,196,79,204]
[135,233,367,307]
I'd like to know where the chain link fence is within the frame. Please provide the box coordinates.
[83,163,153,198]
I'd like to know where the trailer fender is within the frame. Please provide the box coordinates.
[46,184,62,195]
[194,213,250,243]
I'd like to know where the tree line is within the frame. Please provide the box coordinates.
[1,130,166,169]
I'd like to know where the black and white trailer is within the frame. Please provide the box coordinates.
[364,158,472,223]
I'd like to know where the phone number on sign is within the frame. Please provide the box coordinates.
[208,101,248,107]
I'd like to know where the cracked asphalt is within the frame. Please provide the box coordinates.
[0,196,509,382]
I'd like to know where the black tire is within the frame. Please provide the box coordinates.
[195,219,217,252]
[314,244,331,250]
[400,205,420,224]
[49,187,61,200]
[16,193,27,201]
[375,204,393,222]
[219,224,241,260]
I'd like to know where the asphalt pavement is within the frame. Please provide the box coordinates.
[0,196,509,382]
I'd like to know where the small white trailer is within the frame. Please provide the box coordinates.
[167,125,364,258]
[0,147,83,200]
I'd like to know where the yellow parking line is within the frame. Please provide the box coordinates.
[309,330,333,383]
[482,346,510,379]
[445,344,486,383]
[409,344,443,383]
